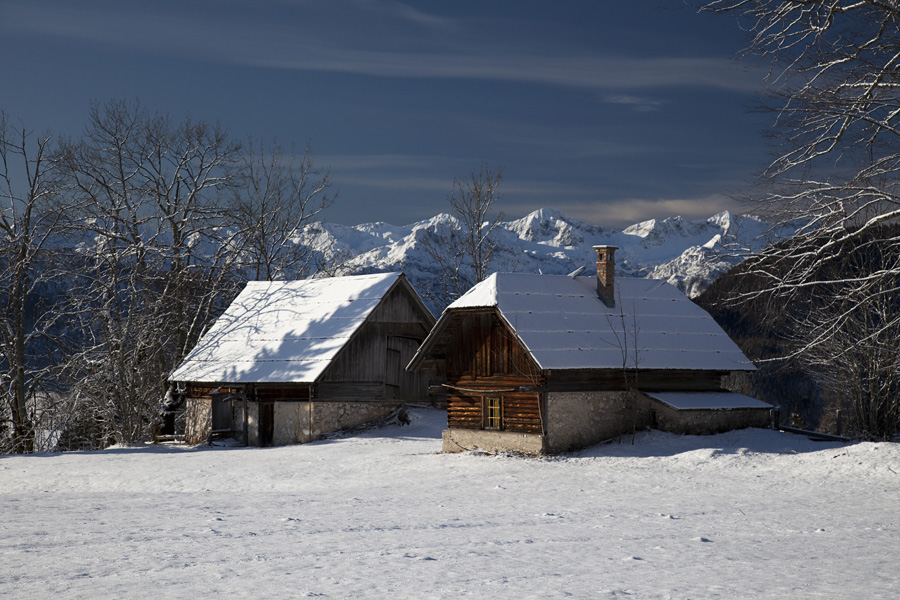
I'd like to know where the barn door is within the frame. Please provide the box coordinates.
[259,402,274,447]
[387,336,422,400]
[385,348,402,399]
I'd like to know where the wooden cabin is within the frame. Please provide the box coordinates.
[407,246,771,455]
[170,272,437,446]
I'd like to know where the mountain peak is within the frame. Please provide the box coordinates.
[303,207,791,311]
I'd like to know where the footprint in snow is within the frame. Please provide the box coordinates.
[693,537,713,543]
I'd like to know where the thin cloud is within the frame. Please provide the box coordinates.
[589,194,745,226]
[601,94,665,112]
[446,116,655,159]
[320,153,453,171]
[1,2,762,94]
[496,194,745,229]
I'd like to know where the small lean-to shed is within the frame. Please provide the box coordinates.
[407,247,771,455]
[170,272,436,446]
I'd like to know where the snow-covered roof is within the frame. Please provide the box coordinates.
[416,272,754,372]
[171,272,410,384]
[647,392,771,411]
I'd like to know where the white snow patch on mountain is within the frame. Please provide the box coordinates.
[302,208,796,311]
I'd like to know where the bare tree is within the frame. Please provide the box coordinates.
[228,139,335,281]
[791,234,900,439]
[421,163,504,307]
[702,1,900,437]
[0,114,68,453]
[59,100,242,445]
[702,1,900,326]
[802,287,900,439]
[451,164,505,284]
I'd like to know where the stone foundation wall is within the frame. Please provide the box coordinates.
[184,397,212,445]
[544,390,652,453]
[247,401,405,446]
[442,428,545,454]
[653,403,772,435]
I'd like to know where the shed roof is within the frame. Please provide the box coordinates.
[647,392,771,411]
[171,272,420,384]
[410,272,754,372]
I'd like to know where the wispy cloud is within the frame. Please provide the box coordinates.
[591,194,745,226]
[0,1,762,93]
[319,153,456,171]
[494,194,745,229]
[318,153,462,195]
[447,115,656,158]
[601,94,665,112]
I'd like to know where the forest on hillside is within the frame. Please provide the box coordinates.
[697,226,900,439]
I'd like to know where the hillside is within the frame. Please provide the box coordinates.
[1,407,895,599]
[696,223,900,438]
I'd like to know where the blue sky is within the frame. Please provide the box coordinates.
[0,1,766,228]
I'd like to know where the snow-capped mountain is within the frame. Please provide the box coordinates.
[302,207,797,312]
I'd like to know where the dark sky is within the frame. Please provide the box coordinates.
[0,1,768,228]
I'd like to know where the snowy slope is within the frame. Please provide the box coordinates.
[304,208,796,310]
[1,407,897,599]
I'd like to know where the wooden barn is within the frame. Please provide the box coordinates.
[407,246,771,455]
[170,272,437,446]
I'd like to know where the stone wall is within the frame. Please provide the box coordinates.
[544,390,653,453]
[441,428,545,454]
[184,397,212,445]
[653,402,772,435]
[246,401,405,446]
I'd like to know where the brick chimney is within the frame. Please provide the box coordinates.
[593,245,617,308]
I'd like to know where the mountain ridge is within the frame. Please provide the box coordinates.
[302,207,798,312]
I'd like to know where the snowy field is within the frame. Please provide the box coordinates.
[1,408,898,599]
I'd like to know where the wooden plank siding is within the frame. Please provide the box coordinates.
[445,311,542,383]
[256,386,310,402]
[316,381,385,400]
[318,281,434,402]
[368,280,434,327]
[186,386,241,398]
[443,310,545,433]
[544,369,728,392]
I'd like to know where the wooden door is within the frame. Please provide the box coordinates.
[385,347,401,399]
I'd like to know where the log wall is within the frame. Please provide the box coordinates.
[443,310,545,434]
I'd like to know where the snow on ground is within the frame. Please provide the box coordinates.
[1,408,898,599]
